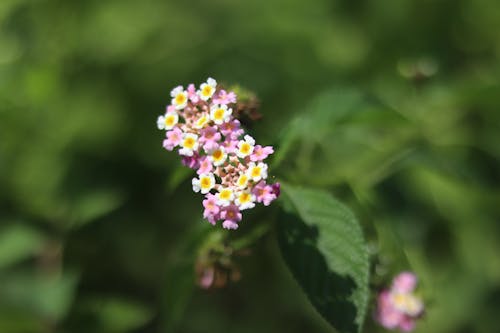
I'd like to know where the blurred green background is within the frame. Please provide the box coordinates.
[1,0,499,332]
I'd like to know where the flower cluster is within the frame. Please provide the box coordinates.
[157,78,280,229]
[376,272,424,332]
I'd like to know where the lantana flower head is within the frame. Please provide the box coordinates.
[157,77,280,229]
[375,271,424,332]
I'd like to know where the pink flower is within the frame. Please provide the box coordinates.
[220,119,244,139]
[222,137,238,154]
[187,84,200,103]
[182,153,200,169]
[163,127,183,151]
[377,290,404,329]
[166,104,176,113]
[197,156,213,175]
[198,266,215,289]
[221,205,242,229]
[213,89,236,105]
[203,194,220,225]
[375,272,424,332]
[252,181,277,206]
[392,272,418,293]
[199,126,222,151]
[250,145,274,161]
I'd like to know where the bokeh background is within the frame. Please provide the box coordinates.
[1,0,500,332]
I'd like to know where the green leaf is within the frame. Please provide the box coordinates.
[0,224,45,269]
[277,183,369,333]
[81,296,154,332]
[0,271,78,322]
[68,189,124,229]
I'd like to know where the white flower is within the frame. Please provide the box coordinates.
[236,135,255,158]
[171,86,188,110]
[197,77,217,101]
[192,173,215,194]
[208,146,227,167]
[179,133,199,156]
[235,191,256,210]
[210,104,232,125]
[247,162,268,182]
[157,112,179,130]
[216,188,234,206]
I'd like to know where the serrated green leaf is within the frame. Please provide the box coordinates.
[277,183,369,333]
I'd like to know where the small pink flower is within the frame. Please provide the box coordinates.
[220,119,244,139]
[199,126,222,151]
[182,153,200,169]
[252,181,277,206]
[203,194,220,225]
[197,156,213,175]
[222,138,238,154]
[198,266,215,289]
[375,272,424,332]
[399,318,416,332]
[221,205,242,229]
[163,127,183,151]
[213,89,236,105]
[392,272,418,293]
[250,145,274,161]
[187,83,200,103]
[166,104,176,113]
[377,290,404,329]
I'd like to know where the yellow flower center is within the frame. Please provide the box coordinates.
[240,143,251,155]
[175,93,186,105]
[183,137,195,149]
[200,177,212,189]
[237,175,248,187]
[251,166,261,178]
[212,149,223,161]
[214,108,225,120]
[202,85,213,97]
[239,192,251,203]
[165,115,176,127]
[196,116,208,128]
[394,294,404,304]
[220,189,232,200]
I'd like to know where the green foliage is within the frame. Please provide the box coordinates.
[0,224,45,269]
[278,184,369,333]
[80,297,154,333]
[0,0,499,332]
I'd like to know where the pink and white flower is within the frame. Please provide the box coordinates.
[375,272,424,332]
[163,127,183,151]
[250,145,274,161]
[221,205,242,230]
[156,77,279,229]
[213,89,236,105]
